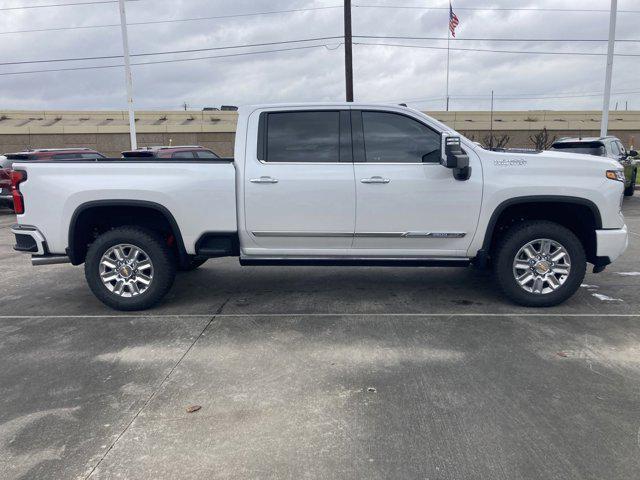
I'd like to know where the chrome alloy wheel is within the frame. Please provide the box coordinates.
[99,244,154,297]
[512,238,571,295]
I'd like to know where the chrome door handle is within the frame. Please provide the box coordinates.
[360,176,390,184]
[250,176,279,184]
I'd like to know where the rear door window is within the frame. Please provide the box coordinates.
[52,153,82,159]
[265,111,341,163]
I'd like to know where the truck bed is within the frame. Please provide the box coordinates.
[13,159,237,255]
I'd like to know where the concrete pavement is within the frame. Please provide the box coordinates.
[1,198,639,479]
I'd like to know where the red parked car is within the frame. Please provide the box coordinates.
[121,146,220,159]
[0,148,106,210]
[0,155,12,209]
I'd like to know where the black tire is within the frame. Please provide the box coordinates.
[85,227,176,311]
[624,169,636,196]
[178,256,208,272]
[494,221,586,307]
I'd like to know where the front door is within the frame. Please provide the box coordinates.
[243,109,356,256]
[351,110,482,257]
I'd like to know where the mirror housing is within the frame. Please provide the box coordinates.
[441,135,469,169]
[441,134,471,181]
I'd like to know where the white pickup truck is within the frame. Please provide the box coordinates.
[10,103,628,310]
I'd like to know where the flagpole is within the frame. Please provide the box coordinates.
[446,24,451,111]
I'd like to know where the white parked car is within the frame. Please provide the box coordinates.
[10,103,628,310]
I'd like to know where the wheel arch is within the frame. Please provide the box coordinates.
[482,196,602,264]
[67,199,188,266]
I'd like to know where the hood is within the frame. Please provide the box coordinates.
[538,149,622,169]
[483,148,622,170]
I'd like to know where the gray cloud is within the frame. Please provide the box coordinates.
[0,0,638,111]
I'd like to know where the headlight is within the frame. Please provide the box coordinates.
[606,170,625,182]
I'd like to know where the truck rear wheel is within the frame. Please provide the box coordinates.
[494,221,586,307]
[85,227,176,311]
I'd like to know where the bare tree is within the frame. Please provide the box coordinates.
[483,133,510,150]
[529,128,556,151]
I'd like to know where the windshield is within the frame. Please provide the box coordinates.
[551,143,605,156]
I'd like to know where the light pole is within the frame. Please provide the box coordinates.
[601,0,617,138]
[118,0,137,149]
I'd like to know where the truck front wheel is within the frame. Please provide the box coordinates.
[85,227,176,311]
[494,221,586,307]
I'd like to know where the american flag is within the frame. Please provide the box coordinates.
[449,2,459,37]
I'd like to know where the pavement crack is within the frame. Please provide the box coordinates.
[83,297,232,479]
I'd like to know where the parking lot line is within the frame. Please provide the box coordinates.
[0,313,639,319]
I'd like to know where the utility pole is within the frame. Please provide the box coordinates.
[601,0,617,138]
[344,0,354,102]
[118,0,137,150]
[489,90,494,149]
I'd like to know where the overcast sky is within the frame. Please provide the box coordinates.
[0,0,638,111]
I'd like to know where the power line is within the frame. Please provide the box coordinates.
[387,88,640,105]
[0,0,140,11]
[354,41,640,58]
[6,34,637,68]
[0,36,343,66]
[0,5,343,35]
[0,43,341,77]
[355,35,640,43]
[354,3,640,14]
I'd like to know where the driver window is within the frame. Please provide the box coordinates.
[362,111,441,163]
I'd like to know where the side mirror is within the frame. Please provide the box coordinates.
[441,134,471,181]
[441,135,469,169]
[630,149,638,157]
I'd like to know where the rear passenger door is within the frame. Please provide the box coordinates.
[243,109,356,255]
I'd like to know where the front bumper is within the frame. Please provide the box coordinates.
[596,225,628,263]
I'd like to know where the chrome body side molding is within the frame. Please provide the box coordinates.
[251,231,467,239]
